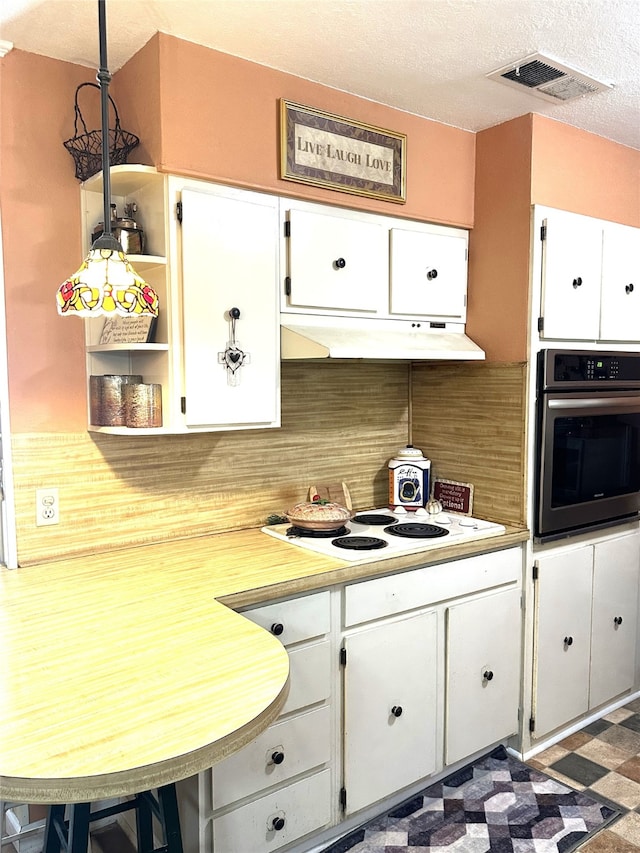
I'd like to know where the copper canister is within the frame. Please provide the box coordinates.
[90,375,143,426]
[123,383,162,428]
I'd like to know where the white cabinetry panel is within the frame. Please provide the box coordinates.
[343,610,438,815]
[286,208,386,313]
[212,769,332,853]
[445,587,521,764]
[390,228,467,320]
[539,210,603,340]
[533,548,594,736]
[212,705,331,810]
[600,224,640,342]
[590,534,640,709]
[180,186,279,428]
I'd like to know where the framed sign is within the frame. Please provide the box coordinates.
[99,315,157,345]
[433,478,474,515]
[280,100,406,203]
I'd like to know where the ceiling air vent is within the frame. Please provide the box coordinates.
[486,52,613,103]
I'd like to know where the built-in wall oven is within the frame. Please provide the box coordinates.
[535,349,640,541]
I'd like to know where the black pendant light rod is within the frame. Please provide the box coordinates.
[97,0,114,241]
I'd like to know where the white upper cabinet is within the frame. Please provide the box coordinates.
[390,228,467,321]
[285,208,386,313]
[539,208,603,340]
[537,206,640,343]
[600,223,640,341]
[281,199,470,323]
[81,167,281,434]
[177,183,280,430]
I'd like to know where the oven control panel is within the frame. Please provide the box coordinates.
[541,350,640,390]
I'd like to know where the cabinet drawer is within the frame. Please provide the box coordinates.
[212,768,332,853]
[281,639,331,714]
[212,706,331,809]
[241,591,330,645]
[345,547,521,626]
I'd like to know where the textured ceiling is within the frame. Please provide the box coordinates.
[2,0,640,151]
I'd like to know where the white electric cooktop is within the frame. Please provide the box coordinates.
[261,507,506,563]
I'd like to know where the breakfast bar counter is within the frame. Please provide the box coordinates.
[0,523,528,804]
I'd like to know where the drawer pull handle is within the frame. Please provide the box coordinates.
[270,622,284,636]
[391,705,403,718]
[563,636,574,647]
[614,615,623,626]
[271,750,285,765]
[271,816,286,832]
[483,670,494,681]
[426,268,438,280]
[333,257,346,269]
[626,283,635,294]
[572,277,583,288]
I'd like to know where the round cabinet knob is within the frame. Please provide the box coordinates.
[270,622,284,636]
[391,705,403,717]
[333,257,346,269]
[614,616,623,626]
[229,307,241,319]
[426,268,438,280]
[563,636,574,646]
[626,283,635,294]
[483,670,494,681]
[572,277,583,288]
[271,817,285,832]
[271,750,285,765]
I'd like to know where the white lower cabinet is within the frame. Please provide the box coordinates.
[178,547,525,851]
[445,587,522,765]
[532,530,640,739]
[343,610,438,815]
[341,547,522,817]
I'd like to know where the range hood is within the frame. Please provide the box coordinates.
[280,315,485,361]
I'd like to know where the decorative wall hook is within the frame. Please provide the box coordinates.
[218,307,250,386]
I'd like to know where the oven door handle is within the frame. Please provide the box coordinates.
[547,396,640,410]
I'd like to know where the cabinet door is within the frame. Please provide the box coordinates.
[286,208,386,313]
[180,187,279,428]
[590,532,640,709]
[539,211,603,340]
[533,548,592,737]
[445,587,521,765]
[343,610,438,815]
[600,224,640,342]
[390,228,467,320]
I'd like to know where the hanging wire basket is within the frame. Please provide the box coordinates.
[64,82,140,182]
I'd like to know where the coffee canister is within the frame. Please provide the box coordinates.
[388,444,431,510]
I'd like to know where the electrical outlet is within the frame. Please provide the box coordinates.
[36,487,59,526]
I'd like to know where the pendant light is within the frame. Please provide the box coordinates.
[56,0,159,318]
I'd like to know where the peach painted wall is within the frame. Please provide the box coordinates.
[467,116,533,363]
[531,114,640,226]
[1,51,91,433]
[114,34,476,228]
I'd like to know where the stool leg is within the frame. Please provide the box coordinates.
[68,803,91,853]
[135,794,155,853]
[43,805,66,853]
[157,785,183,853]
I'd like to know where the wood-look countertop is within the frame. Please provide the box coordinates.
[0,524,528,804]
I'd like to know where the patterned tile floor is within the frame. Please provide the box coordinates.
[527,696,640,851]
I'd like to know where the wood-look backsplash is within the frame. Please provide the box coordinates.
[411,361,528,527]
[12,361,528,566]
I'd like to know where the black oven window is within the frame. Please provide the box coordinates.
[551,414,640,507]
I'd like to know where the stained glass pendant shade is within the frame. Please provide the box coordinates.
[56,0,159,319]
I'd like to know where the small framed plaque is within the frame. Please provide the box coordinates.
[99,315,157,345]
[433,478,474,515]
